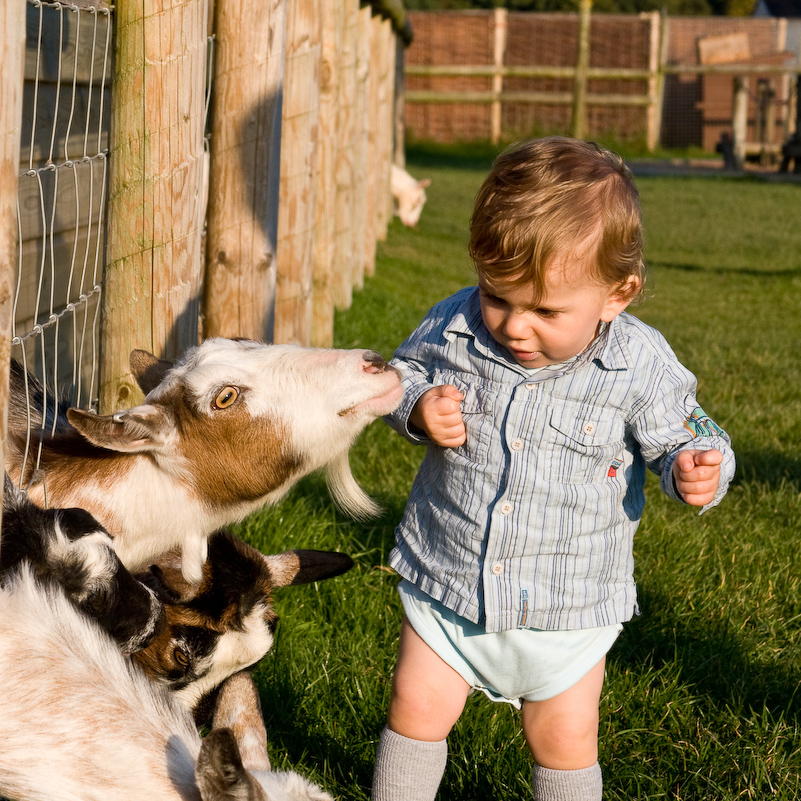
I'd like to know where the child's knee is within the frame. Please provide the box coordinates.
[522,703,600,769]
[387,666,468,741]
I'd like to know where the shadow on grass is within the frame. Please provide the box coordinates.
[612,587,801,723]
[651,260,801,278]
[405,140,501,172]
[256,661,379,797]
[729,449,801,493]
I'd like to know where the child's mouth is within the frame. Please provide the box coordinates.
[511,349,540,362]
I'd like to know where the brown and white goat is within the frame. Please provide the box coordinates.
[6,338,402,583]
[0,570,332,801]
[0,475,162,654]
[133,528,353,721]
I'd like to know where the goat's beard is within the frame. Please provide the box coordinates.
[325,451,381,520]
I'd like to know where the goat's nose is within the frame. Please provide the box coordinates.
[362,350,392,374]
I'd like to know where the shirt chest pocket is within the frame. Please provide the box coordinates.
[545,405,625,484]
[431,372,494,465]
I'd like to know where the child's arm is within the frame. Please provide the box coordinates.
[409,385,466,447]
[671,448,723,507]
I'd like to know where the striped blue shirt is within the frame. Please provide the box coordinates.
[386,287,735,633]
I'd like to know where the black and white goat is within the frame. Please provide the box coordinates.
[0,569,333,801]
[133,528,353,721]
[0,476,162,654]
[6,338,402,583]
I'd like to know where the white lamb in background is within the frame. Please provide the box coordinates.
[0,569,332,801]
[390,164,431,227]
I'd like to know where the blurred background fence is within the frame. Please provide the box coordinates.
[0,0,412,432]
[404,9,801,160]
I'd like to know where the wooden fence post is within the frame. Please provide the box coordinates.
[732,76,748,169]
[645,11,664,153]
[311,0,340,348]
[204,0,286,344]
[375,15,395,244]
[492,8,508,145]
[102,0,208,412]
[571,0,592,141]
[332,0,359,311]
[351,3,372,292]
[274,0,321,345]
[394,34,407,167]
[0,0,27,528]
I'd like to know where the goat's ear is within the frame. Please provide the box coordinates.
[2,473,21,510]
[66,406,169,452]
[264,549,354,588]
[196,728,254,797]
[129,349,174,395]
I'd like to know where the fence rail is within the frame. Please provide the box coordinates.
[404,10,801,155]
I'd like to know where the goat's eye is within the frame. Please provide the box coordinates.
[173,648,190,668]
[213,386,239,410]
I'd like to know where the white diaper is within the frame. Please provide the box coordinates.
[398,580,622,710]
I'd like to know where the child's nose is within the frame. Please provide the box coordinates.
[503,312,532,340]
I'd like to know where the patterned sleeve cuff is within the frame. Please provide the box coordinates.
[659,436,736,514]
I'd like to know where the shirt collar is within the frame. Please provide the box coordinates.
[444,286,632,375]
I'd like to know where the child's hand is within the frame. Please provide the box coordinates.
[410,385,466,447]
[672,449,723,506]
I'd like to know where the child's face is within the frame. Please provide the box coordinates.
[478,260,634,369]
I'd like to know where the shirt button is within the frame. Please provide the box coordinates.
[500,501,513,515]
[491,562,503,575]
[511,438,524,451]
[525,384,536,391]
[583,422,596,435]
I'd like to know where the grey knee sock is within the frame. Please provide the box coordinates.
[371,726,448,801]
[531,762,603,801]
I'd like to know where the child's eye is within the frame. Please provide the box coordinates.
[536,308,559,318]
[480,290,505,305]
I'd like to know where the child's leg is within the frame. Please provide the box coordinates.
[522,657,606,801]
[372,615,471,801]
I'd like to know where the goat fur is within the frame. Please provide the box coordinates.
[0,475,162,654]
[390,164,431,228]
[6,338,402,583]
[0,570,332,801]
[133,528,353,720]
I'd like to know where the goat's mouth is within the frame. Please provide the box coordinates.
[338,383,403,418]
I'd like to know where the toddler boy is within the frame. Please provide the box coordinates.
[373,137,735,801]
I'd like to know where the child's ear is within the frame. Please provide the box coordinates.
[600,275,640,322]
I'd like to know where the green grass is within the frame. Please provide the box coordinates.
[237,145,801,799]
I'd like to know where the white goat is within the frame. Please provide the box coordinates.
[390,164,431,228]
[6,338,402,583]
[0,570,332,801]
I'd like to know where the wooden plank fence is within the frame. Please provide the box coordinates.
[101,0,410,410]
[405,10,801,154]
[0,0,412,415]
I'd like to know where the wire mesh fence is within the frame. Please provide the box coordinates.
[15,0,112,415]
